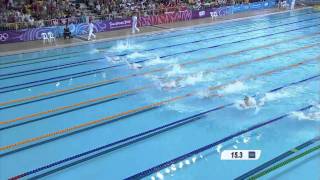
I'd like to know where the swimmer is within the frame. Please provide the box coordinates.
[125,59,142,69]
[240,95,257,108]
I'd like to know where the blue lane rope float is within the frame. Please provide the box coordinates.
[125,105,314,180]
[0,9,314,61]
[7,74,319,179]
[1,32,319,110]
[236,136,320,179]
[1,42,319,129]
[1,23,319,94]
[0,57,318,154]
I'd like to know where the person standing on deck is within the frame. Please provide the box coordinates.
[132,12,140,34]
[290,0,296,10]
[88,20,96,41]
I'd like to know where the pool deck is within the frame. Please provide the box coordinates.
[0,7,311,56]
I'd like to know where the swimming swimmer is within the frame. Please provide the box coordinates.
[240,95,257,108]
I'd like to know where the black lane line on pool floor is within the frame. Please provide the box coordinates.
[1,15,318,80]
[9,75,319,179]
[236,136,320,180]
[1,22,319,94]
[125,105,315,180]
[0,10,314,60]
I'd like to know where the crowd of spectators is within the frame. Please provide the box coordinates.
[0,0,255,30]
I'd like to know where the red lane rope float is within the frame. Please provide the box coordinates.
[0,32,319,108]
[1,42,319,126]
[0,57,319,151]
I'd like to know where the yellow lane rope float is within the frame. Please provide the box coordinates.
[0,33,319,108]
[0,57,319,151]
[1,43,319,126]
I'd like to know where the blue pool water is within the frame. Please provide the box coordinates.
[0,8,320,180]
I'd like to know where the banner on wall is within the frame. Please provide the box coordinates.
[138,10,192,26]
[0,0,276,44]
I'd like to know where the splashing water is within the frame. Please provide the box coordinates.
[156,172,164,180]
[110,40,142,52]
[259,90,293,105]
[179,72,206,87]
[55,82,60,87]
[144,56,178,66]
[218,81,248,94]
[216,144,223,153]
[290,110,320,121]
[126,52,146,59]
[166,64,187,77]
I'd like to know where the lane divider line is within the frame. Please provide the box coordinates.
[1,32,319,108]
[0,57,318,152]
[6,74,319,180]
[1,42,319,126]
[124,105,315,180]
[0,22,319,93]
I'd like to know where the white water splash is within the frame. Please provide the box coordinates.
[191,157,197,163]
[164,168,171,174]
[179,72,206,87]
[290,111,320,121]
[145,57,178,66]
[126,52,146,59]
[216,144,223,153]
[166,64,187,77]
[156,172,164,180]
[55,82,60,87]
[243,136,251,144]
[218,81,248,94]
[159,80,178,90]
[110,40,142,52]
[259,90,292,105]
[170,164,177,171]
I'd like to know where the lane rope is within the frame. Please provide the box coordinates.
[124,105,315,180]
[1,42,319,126]
[1,32,319,108]
[7,74,319,180]
[1,22,319,93]
[0,57,318,152]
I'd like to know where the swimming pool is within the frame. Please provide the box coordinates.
[0,7,319,180]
